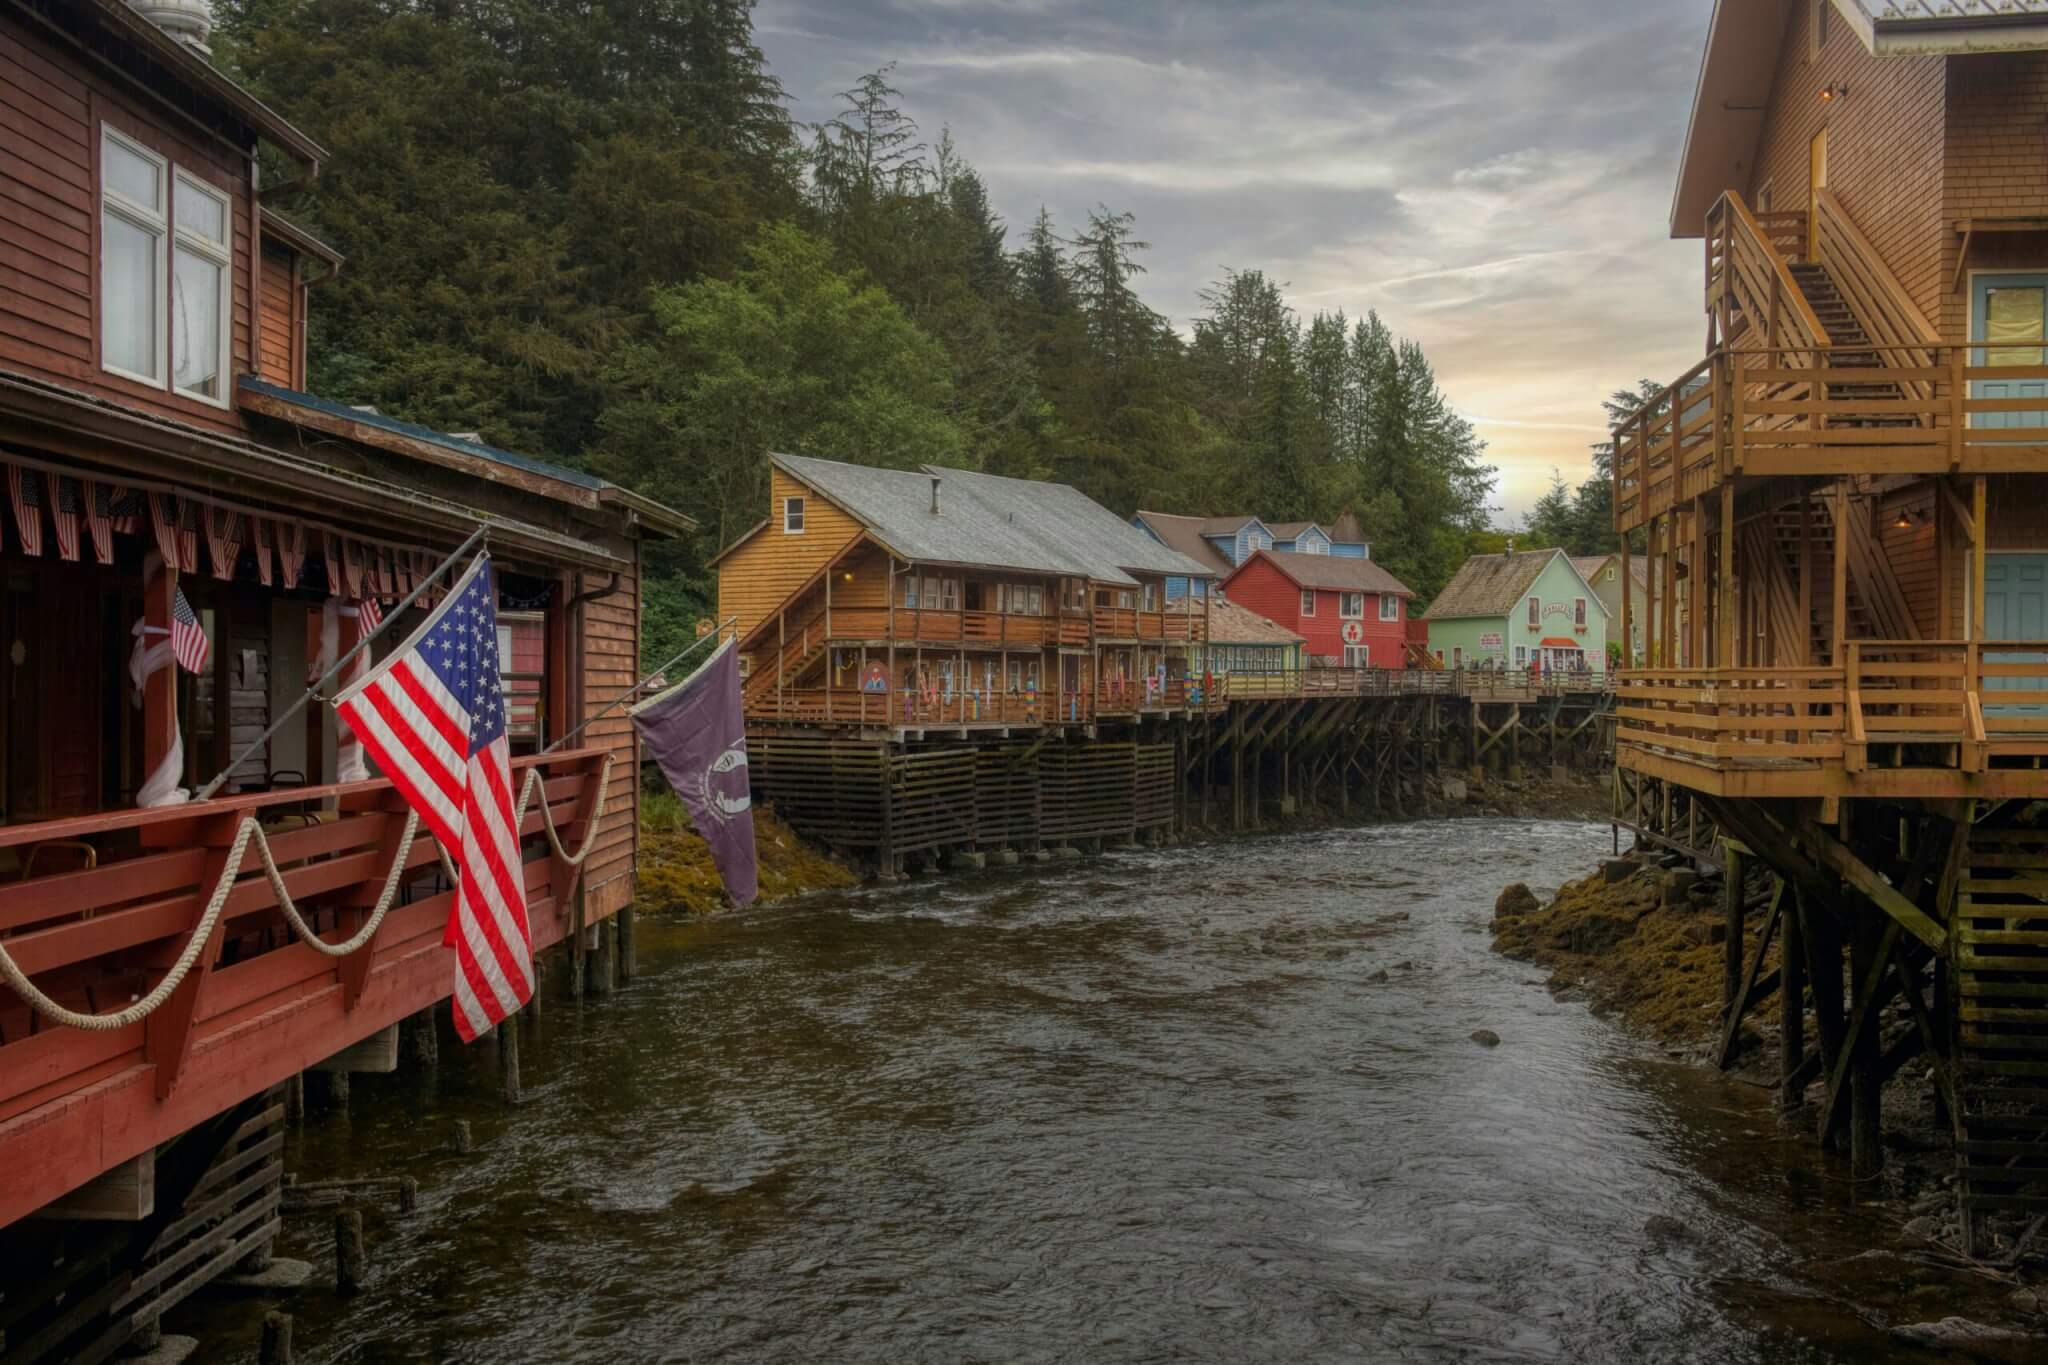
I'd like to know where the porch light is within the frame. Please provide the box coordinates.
[843,571,854,582]
[1893,508,1917,530]
[1819,84,1847,102]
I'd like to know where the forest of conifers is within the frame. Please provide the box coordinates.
[213,0,1621,663]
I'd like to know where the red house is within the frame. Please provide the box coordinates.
[1221,549,1414,667]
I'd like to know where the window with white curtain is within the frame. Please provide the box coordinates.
[100,128,166,385]
[172,171,230,403]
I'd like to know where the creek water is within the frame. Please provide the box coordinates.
[177,818,2048,1363]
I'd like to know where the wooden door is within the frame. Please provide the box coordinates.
[1972,275,2048,430]
[1985,554,2048,717]
[1808,127,1827,246]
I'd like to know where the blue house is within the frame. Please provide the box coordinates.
[1134,509,1373,599]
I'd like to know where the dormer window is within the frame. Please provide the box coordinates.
[99,126,233,406]
[783,496,805,533]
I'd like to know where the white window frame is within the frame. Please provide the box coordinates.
[170,168,232,408]
[1299,589,1316,617]
[1514,645,1528,666]
[1344,644,1370,668]
[1338,591,1364,619]
[1379,595,1399,622]
[1574,597,1587,627]
[783,496,805,533]
[1605,566,1616,582]
[99,125,169,388]
[1527,596,1540,627]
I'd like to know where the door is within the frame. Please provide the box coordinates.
[1345,644,1371,669]
[1972,275,2048,431]
[1808,127,1827,247]
[1985,554,2048,717]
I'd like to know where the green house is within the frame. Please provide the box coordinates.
[1421,548,1609,673]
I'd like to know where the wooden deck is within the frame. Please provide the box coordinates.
[0,748,614,1228]
[1614,642,2048,798]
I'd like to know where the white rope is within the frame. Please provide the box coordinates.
[0,755,613,1030]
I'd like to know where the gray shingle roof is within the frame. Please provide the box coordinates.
[1132,510,1235,575]
[1422,549,1573,620]
[772,453,1212,586]
[1229,548,1415,597]
[1169,595,1304,646]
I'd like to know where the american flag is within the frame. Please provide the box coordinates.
[83,479,116,564]
[205,506,242,580]
[149,491,181,568]
[277,519,306,589]
[353,595,383,639]
[51,477,79,562]
[250,516,274,586]
[176,499,200,573]
[171,588,209,674]
[8,466,43,557]
[334,555,530,1042]
[108,486,143,534]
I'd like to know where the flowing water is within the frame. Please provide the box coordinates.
[176,819,2048,1362]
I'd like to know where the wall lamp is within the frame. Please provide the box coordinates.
[1819,84,1849,102]
[1893,507,1919,531]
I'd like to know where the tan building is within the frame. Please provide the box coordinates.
[1571,554,1648,665]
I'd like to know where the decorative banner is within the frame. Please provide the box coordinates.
[205,505,242,581]
[83,479,116,565]
[150,491,181,567]
[632,638,757,907]
[108,485,142,534]
[175,498,200,573]
[277,519,306,589]
[249,516,274,586]
[7,466,44,557]
[861,661,889,693]
[1340,620,1364,645]
[51,477,80,562]
[322,530,343,597]
[341,537,364,598]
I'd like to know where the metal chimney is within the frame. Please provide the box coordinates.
[127,0,213,53]
[930,475,942,515]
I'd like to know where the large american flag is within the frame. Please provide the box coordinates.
[334,554,530,1041]
[8,466,43,557]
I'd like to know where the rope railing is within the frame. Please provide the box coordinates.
[0,751,615,1031]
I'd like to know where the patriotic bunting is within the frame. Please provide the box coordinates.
[83,480,116,565]
[204,505,242,581]
[108,485,143,534]
[51,477,80,562]
[250,516,274,586]
[175,499,200,573]
[278,519,307,589]
[341,537,363,598]
[8,466,44,557]
[150,492,181,568]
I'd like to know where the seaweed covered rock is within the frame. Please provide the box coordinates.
[635,797,855,914]
[1494,883,1540,920]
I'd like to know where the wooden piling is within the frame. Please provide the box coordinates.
[408,1008,439,1068]
[334,1208,366,1294]
[453,1119,473,1155]
[285,1071,305,1125]
[399,1176,419,1215]
[260,1311,294,1365]
[1722,845,1745,1011]
[1849,915,1884,1177]
[498,1019,522,1106]
[617,906,637,982]
[1779,883,1806,1112]
[589,920,616,995]
[325,1069,350,1111]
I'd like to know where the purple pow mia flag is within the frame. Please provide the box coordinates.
[630,638,758,906]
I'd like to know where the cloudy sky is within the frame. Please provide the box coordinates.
[753,0,1714,522]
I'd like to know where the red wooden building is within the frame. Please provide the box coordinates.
[1219,549,1414,668]
[0,1,688,1354]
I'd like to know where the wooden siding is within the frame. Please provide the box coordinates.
[579,548,640,918]
[256,241,297,387]
[0,14,255,435]
[1746,0,1946,324]
[1942,52,2048,337]
[716,468,866,644]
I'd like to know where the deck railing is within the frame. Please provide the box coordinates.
[1615,642,2048,774]
[0,748,614,1227]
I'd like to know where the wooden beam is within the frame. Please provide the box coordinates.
[30,1153,155,1222]
[1797,818,1947,954]
[1716,875,1782,1070]
[1816,918,1902,1143]
[1831,480,1849,664]
[311,1024,400,1074]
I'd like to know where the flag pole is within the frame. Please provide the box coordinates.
[192,524,490,802]
[541,617,739,757]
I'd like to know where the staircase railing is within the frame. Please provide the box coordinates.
[1810,189,1941,402]
[1705,190,1831,354]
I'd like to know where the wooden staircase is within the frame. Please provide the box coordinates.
[1786,262,1918,428]
[743,601,830,706]
[1952,825,2048,1247]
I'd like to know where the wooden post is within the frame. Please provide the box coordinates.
[498,1017,521,1106]
[617,905,636,982]
[1849,914,1884,1177]
[1779,879,1806,1111]
[408,1007,439,1069]
[453,1119,473,1155]
[1723,844,1745,1011]
[334,1208,366,1294]
[588,919,616,995]
[1798,493,1814,665]
[144,555,177,792]
[1832,480,1849,665]
[1972,475,1987,643]
[260,1312,294,1365]
[1718,482,1736,668]
[1618,532,1632,667]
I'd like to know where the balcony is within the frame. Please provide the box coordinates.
[1614,642,2048,798]
[0,748,614,1227]
[1613,342,2048,534]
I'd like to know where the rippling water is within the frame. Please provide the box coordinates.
[176,819,2048,1362]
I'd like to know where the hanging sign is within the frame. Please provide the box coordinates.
[1340,621,1364,644]
[861,662,890,693]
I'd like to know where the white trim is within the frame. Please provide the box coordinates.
[1338,591,1365,619]
[782,495,806,534]
[1299,588,1316,617]
[171,168,233,409]
[1378,594,1399,622]
[99,124,169,389]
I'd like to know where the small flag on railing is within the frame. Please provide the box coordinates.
[8,466,44,557]
[171,588,209,674]
[334,554,530,1042]
[631,637,758,906]
[51,477,80,562]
